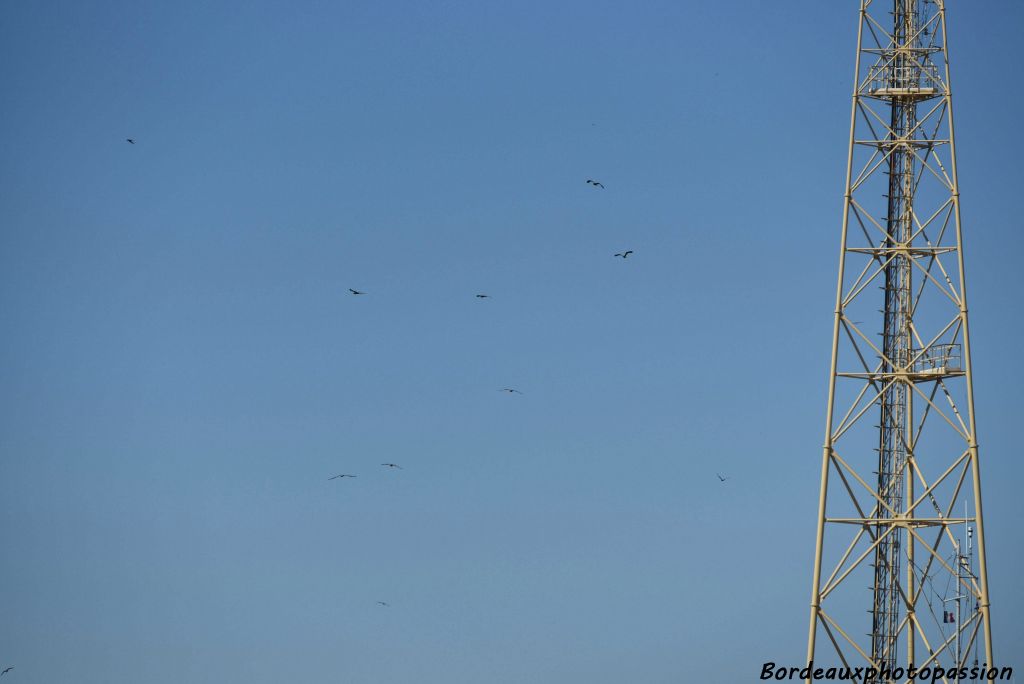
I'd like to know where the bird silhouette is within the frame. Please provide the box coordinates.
[328,474,356,480]
[586,179,605,189]
[377,601,390,607]
[381,463,403,469]
[475,294,490,298]
[716,473,730,482]
[1,668,12,676]
[500,388,523,394]
[349,288,365,295]
[614,251,634,258]
[126,138,135,144]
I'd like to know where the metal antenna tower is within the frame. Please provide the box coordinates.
[806,1,994,681]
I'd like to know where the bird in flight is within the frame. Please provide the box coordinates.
[586,179,605,189]
[328,474,356,480]
[614,250,634,258]
[716,473,730,482]
[381,463,403,469]
[1,667,12,676]
[126,138,135,144]
[475,294,490,298]
[349,288,365,295]
[377,601,390,607]
[500,388,523,394]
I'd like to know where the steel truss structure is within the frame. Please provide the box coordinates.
[806,1,994,682]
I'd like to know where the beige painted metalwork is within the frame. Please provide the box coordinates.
[806,1,994,682]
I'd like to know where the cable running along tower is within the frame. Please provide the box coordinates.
[806,1,993,681]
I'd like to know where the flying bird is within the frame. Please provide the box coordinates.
[377,601,390,607]
[586,179,605,189]
[126,138,135,144]
[328,474,356,480]
[500,388,523,394]
[475,294,490,298]
[614,251,634,258]
[1,668,12,676]
[716,473,730,482]
[381,463,403,469]
[349,288,365,295]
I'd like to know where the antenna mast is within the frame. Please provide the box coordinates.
[805,1,994,680]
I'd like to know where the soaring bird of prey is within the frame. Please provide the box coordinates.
[1,668,12,676]
[475,294,490,298]
[381,463,403,469]
[126,138,135,144]
[716,473,730,482]
[500,388,523,394]
[349,288,365,295]
[586,179,605,189]
[328,474,356,480]
[377,601,390,607]
[614,250,634,258]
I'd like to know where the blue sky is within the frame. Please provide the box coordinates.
[1,1,1022,682]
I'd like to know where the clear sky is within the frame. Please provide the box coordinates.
[1,1,1021,682]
